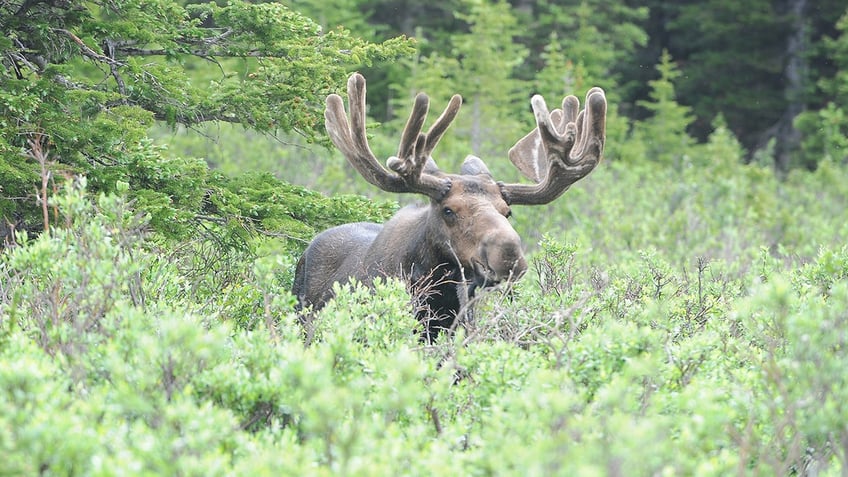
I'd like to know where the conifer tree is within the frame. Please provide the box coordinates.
[0,0,411,243]
[631,50,695,167]
[795,10,848,167]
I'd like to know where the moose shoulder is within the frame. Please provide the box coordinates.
[293,73,607,341]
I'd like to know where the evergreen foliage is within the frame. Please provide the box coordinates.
[527,0,648,90]
[664,0,789,144]
[795,9,848,167]
[0,0,409,243]
[630,49,695,167]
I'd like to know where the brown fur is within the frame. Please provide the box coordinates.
[293,166,526,341]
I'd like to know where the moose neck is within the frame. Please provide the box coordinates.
[409,204,476,338]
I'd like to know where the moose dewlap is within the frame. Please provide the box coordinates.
[293,73,607,342]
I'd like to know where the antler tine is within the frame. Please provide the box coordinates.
[423,94,462,157]
[561,95,579,132]
[572,87,606,162]
[325,73,450,199]
[396,93,429,166]
[388,92,462,185]
[501,87,607,205]
[390,93,433,184]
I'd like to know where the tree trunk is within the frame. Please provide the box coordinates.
[762,0,808,171]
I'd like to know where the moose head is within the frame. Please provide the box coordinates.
[293,73,606,342]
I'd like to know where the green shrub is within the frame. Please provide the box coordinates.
[4,119,848,475]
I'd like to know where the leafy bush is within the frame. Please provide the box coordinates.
[3,153,848,474]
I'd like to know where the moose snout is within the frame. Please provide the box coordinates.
[478,230,528,284]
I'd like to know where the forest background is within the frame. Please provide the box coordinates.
[2,0,848,475]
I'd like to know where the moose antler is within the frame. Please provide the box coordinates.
[500,87,607,205]
[325,73,460,199]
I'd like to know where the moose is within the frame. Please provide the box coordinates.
[293,73,607,342]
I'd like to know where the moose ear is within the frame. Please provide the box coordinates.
[423,157,440,174]
[460,155,492,177]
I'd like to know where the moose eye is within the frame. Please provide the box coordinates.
[505,208,513,219]
[443,207,455,217]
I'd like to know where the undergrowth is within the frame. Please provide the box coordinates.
[2,152,848,474]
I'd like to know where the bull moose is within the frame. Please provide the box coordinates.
[293,73,606,342]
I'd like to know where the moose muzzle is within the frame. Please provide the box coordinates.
[476,228,527,287]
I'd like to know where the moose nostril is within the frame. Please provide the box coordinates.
[501,238,522,261]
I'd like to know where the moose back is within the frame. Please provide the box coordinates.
[293,73,606,342]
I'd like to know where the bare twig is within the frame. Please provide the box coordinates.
[24,133,52,233]
[103,39,127,98]
[53,28,123,66]
[263,291,279,345]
